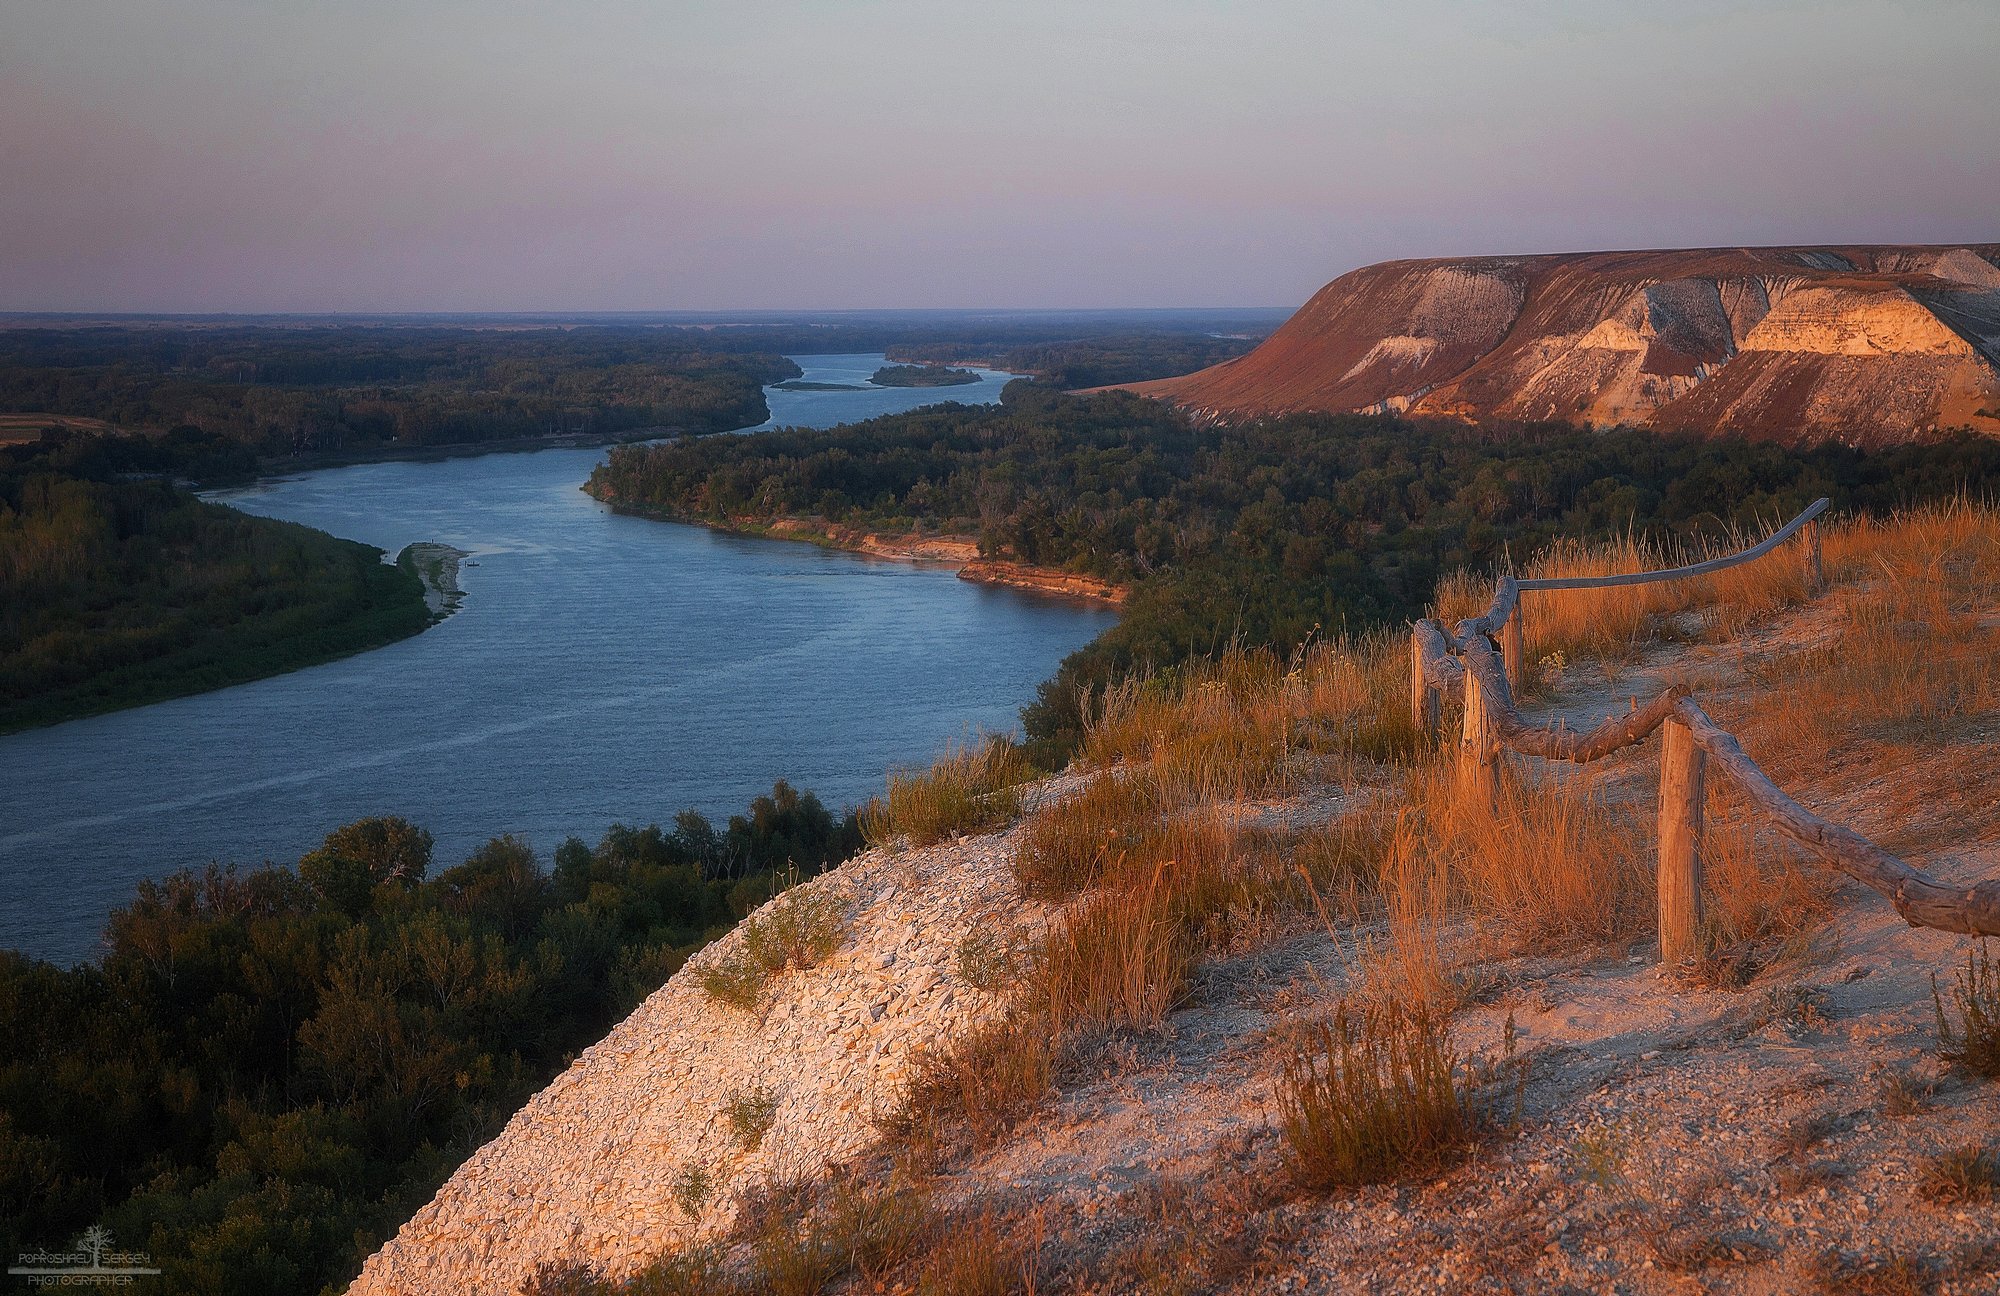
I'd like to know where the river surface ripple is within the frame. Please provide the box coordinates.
[0,354,1113,965]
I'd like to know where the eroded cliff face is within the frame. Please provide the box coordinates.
[1124,246,2000,445]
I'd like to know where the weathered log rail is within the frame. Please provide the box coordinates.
[1409,498,2000,966]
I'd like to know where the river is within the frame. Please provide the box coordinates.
[0,355,1114,966]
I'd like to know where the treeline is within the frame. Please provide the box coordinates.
[870,364,979,388]
[0,328,799,461]
[589,384,2000,759]
[0,433,432,732]
[886,332,1261,388]
[0,784,861,1295]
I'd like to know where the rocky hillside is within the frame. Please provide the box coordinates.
[348,506,2000,1294]
[1120,245,2000,446]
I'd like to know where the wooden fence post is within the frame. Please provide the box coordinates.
[1458,667,1499,809]
[1801,518,1824,592]
[1500,605,1525,694]
[1657,717,1706,969]
[1409,631,1438,744]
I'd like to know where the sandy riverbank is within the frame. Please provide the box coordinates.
[397,542,469,618]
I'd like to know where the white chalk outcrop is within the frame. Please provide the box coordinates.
[347,828,1043,1295]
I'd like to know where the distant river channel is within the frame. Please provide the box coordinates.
[0,355,1115,966]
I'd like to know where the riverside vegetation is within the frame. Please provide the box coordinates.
[0,783,861,1295]
[0,430,431,732]
[587,385,2000,763]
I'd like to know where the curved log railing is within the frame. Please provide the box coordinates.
[1409,498,2000,967]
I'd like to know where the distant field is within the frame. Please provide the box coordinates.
[0,412,123,443]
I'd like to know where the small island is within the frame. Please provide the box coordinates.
[869,364,981,388]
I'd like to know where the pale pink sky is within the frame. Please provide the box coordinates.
[2,0,1995,312]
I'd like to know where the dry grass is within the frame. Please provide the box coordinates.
[1734,501,2000,777]
[1917,1143,1997,1204]
[1694,806,1837,984]
[1014,770,1165,900]
[1433,518,1816,672]
[1933,940,2000,1078]
[915,1210,1025,1296]
[1274,999,1478,1190]
[1082,639,1419,797]
[863,737,1032,847]
[1034,859,1196,1033]
[892,1011,1057,1150]
[1392,760,1652,955]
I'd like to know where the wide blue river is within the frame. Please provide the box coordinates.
[0,355,1114,965]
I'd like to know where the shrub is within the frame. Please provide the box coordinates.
[699,875,847,1011]
[916,1210,1022,1296]
[724,1084,779,1149]
[669,1162,714,1220]
[1013,771,1162,899]
[1034,861,1195,1033]
[1918,1144,1997,1204]
[863,737,1032,847]
[1934,941,2000,1078]
[1275,1000,1477,1190]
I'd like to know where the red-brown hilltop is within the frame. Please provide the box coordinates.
[1121,245,2000,446]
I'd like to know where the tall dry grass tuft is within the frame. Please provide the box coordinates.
[1083,638,1421,796]
[1013,769,1164,899]
[1389,760,1652,953]
[1275,998,1477,1190]
[863,736,1032,847]
[1695,801,1836,983]
[1034,859,1195,1033]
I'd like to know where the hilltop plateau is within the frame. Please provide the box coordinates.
[349,504,2000,1294]
[1120,246,2000,446]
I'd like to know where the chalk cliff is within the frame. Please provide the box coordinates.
[1123,246,2000,445]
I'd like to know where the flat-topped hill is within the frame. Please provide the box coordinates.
[1119,245,2000,446]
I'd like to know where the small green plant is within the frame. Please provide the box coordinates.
[725,1084,779,1150]
[1274,1000,1476,1190]
[955,926,1027,993]
[1918,1143,1997,1204]
[669,1162,715,1220]
[698,871,847,1011]
[1934,941,2000,1077]
[1571,1121,1633,1191]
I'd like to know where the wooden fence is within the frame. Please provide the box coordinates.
[1409,498,2000,968]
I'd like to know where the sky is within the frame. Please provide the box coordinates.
[2,0,1996,313]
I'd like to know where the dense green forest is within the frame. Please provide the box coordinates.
[0,328,798,461]
[589,383,2000,758]
[0,431,432,732]
[0,787,861,1295]
[886,332,1260,388]
[870,363,979,387]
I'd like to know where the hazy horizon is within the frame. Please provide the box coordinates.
[5,0,1997,314]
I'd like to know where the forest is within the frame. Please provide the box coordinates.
[0,327,799,462]
[0,786,862,1295]
[0,430,432,732]
[885,332,1260,388]
[589,382,2000,759]
[870,364,979,387]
